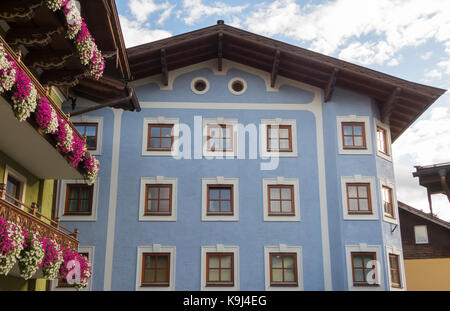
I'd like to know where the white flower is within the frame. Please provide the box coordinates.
[18,233,45,280]
[12,85,38,122]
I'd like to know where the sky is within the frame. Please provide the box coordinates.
[115,0,450,221]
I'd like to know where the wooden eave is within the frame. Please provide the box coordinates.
[398,201,450,230]
[127,23,446,142]
[413,163,450,195]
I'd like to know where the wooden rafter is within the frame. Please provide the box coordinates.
[324,68,339,102]
[381,87,401,123]
[270,50,280,88]
[160,48,168,86]
[218,32,223,71]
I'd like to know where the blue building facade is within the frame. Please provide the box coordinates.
[52,56,407,291]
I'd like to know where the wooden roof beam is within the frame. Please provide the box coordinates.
[218,32,223,71]
[160,48,168,86]
[324,67,339,102]
[270,50,280,88]
[381,87,401,123]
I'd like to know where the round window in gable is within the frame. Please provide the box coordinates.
[191,77,210,95]
[228,78,247,95]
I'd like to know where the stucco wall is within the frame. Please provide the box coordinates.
[404,258,450,290]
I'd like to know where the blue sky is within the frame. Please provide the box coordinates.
[116,0,450,220]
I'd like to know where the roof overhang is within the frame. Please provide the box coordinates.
[127,22,446,141]
[413,162,450,196]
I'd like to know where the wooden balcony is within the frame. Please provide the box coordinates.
[0,184,78,250]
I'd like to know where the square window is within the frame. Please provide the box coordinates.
[147,124,174,151]
[207,185,234,215]
[342,122,366,149]
[346,183,372,214]
[202,178,239,221]
[207,124,233,152]
[269,253,298,286]
[268,185,295,216]
[74,123,98,150]
[389,254,401,288]
[414,225,429,244]
[206,253,234,287]
[267,125,292,152]
[141,253,171,287]
[145,184,172,216]
[64,184,93,215]
[351,252,377,286]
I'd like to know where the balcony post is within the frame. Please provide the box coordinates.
[55,216,60,228]
[0,183,5,200]
[31,202,38,216]
[74,228,79,239]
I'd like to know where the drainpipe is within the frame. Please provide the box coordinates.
[438,168,450,203]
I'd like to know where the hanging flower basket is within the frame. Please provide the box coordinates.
[0,218,24,276]
[17,231,45,280]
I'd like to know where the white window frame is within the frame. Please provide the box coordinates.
[71,116,103,155]
[191,77,210,95]
[262,177,300,222]
[374,118,392,162]
[336,115,372,155]
[203,117,238,158]
[414,225,429,244]
[202,177,239,221]
[260,118,298,158]
[139,176,177,222]
[142,117,179,157]
[379,178,398,225]
[341,175,378,220]
[58,179,99,221]
[51,246,95,291]
[201,244,239,291]
[228,77,247,95]
[345,244,384,291]
[3,165,27,203]
[385,246,406,291]
[136,244,176,291]
[264,244,303,291]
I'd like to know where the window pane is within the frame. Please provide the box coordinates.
[391,270,399,284]
[150,138,160,148]
[344,136,353,146]
[79,200,90,212]
[221,189,231,200]
[224,139,232,150]
[354,125,362,135]
[80,187,91,199]
[365,269,375,283]
[354,136,364,146]
[221,255,232,268]
[69,187,78,199]
[281,201,292,213]
[210,128,220,138]
[209,200,220,212]
[270,200,280,212]
[148,200,158,212]
[414,225,429,243]
[150,127,160,136]
[161,138,172,148]
[269,139,278,149]
[281,188,291,199]
[270,187,280,199]
[284,269,295,282]
[279,139,290,149]
[161,127,172,137]
[156,269,168,282]
[209,256,220,268]
[271,255,283,268]
[348,199,358,211]
[144,270,155,283]
[280,128,289,138]
[364,256,374,267]
[354,269,364,282]
[159,187,170,199]
[347,186,357,198]
[359,199,369,211]
[75,125,84,133]
[68,200,78,212]
[284,256,295,269]
[221,270,232,282]
[269,128,278,138]
[221,201,231,212]
[208,269,220,281]
[353,256,363,268]
[272,269,283,282]
[86,137,96,149]
[343,125,353,135]
[145,255,155,268]
[159,200,170,212]
[224,127,231,138]
[85,126,96,137]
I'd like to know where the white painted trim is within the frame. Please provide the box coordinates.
[190,77,210,95]
[228,77,247,95]
[202,177,239,221]
[264,245,303,291]
[201,245,239,291]
[336,115,373,155]
[374,118,393,162]
[139,177,177,221]
[340,175,379,220]
[379,178,399,225]
[135,245,176,291]
[385,246,406,291]
[345,244,384,291]
[202,118,238,158]
[141,117,180,157]
[103,108,123,291]
[51,246,95,291]
[70,116,103,155]
[260,119,298,157]
[262,177,300,222]
[413,225,429,244]
[58,179,99,221]
[3,165,27,203]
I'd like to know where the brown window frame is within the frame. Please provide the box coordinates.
[382,186,394,218]
[207,184,234,216]
[346,183,372,215]
[64,184,93,216]
[342,122,367,149]
[57,252,89,288]
[376,126,388,155]
[141,253,171,287]
[267,125,293,152]
[144,184,172,216]
[351,252,377,286]
[5,174,21,206]
[74,122,98,151]
[267,185,295,216]
[206,124,234,152]
[389,253,401,288]
[205,252,234,287]
[269,253,298,287]
[147,124,174,151]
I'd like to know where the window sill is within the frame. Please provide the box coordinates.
[141,283,170,287]
[270,282,299,287]
[206,282,234,287]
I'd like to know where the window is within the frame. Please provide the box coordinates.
[380,179,398,224]
[267,125,292,152]
[341,176,378,220]
[346,183,372,214]
[389,254,401,288]
[147,124,174,151]
[136,245,176,291]
[342,122,366,149]
[261,119,298,157]
[74,123,98,150]
[207,124,233,152]
[228,78,247,95]
[269,253,298,286]
[336,116,372,155]
[145,184,172,216]
[64,184,93,215]
[141,253,171,287]
[374,118,392,161]
[57,252,89,288]
[351,252,377,286]
[5,175,21,205]
[139,177,177,222]
[414,225,429,244]
[202,177,239,221]
[382,186,393,218]
[206,253,234,287]
[191,77,210,94]
[207,185,233,215]
[376,127,387,154]
[268,185,294,216]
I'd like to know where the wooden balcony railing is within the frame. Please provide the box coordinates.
[0,183,79,250]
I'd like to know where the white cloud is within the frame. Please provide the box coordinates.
[438,59,450,75]
[425,69,442,80]
[421,51,433,60]
[119,15,172,47]
[182,0,248,25]
[128,0,174,22]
